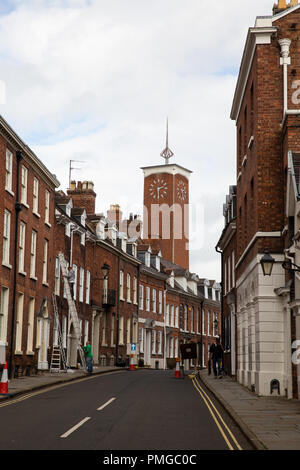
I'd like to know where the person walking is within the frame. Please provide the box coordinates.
[209,337,224,379]
[84,340,93,374]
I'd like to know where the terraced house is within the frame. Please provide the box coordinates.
[0,115,221,378]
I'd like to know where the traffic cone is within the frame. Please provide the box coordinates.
[174,358,181,379]
[129,354,135,371]
[0,362,9,395]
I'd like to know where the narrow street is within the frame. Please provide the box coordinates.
[0,370,253,450]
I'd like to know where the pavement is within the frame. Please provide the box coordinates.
[199,369,300,451]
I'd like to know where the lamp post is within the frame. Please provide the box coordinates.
[101,263,110,305]
[214,317,219,337]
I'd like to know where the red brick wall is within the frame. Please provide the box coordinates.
[144,172,189,270]
[0,135,57,376]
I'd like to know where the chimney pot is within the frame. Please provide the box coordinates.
[278,0,287,8]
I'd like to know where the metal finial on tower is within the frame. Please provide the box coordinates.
[160,118,174,165]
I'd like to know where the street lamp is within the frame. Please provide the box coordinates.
[213,317,219,336]
[101,263,110,280]
[260,250,275,277]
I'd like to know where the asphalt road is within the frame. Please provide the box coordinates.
[0,370,254,450]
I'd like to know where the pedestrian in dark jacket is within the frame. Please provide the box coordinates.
[209,337,224,379]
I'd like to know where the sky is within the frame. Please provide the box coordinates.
[0,0,275,281]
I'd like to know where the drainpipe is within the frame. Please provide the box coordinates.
[8,150,23,379]
[215,245,224,348]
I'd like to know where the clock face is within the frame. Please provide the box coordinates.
[149,178,168,201]
[177,180,187,202]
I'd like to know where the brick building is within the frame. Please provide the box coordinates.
[54,183,141,368]
[0,115,60,378]
[216,186,237,377]
[218,0,300,398]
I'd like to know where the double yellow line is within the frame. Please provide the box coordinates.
[192,376,242,451]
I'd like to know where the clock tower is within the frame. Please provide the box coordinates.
[141,122,192,270]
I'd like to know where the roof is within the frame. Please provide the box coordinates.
[72,207,86,217]
[0,114,60,188]
[55,191,70,205]
[137,244,151,252]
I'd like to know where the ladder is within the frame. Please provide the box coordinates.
[50,293,67,373]
[58,252,87,371]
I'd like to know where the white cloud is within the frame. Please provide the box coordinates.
[0,0,274,280]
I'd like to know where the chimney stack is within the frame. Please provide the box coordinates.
[67,180,97,215]
[107,204,123,230]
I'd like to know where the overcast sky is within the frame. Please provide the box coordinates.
[0,0,274,281]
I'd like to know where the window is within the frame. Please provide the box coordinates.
[133,277,137,304]
[126,318,131,344]
[84,320,89,347]
[139,328,144,353]
[127,274,131,302]
[202,309,205,335]
[175,337,178,359]
[175,306,179,328]
[55,256,60,295]
[15,293,24,353]
[42,240,49,284]
[0,287,9,344]
[45,190,50,224]
[5,149,13,192]
[86,271,90,304]
[119,316,124,345]
[207,311,210,336]
[21,166,28,205]
[152,289,156,313]
[152,330,156,354]
[146,287,150,311]
[30,230,37,278]
[33,178,39,214]
[232,251,235,287]
[166,304,169,326]
[184,305,188,331]
[101,313,106,346]
[79,268,84,302]
[2,210,11,265]
[159,291,163,314]
[197,309,200,333]
[19,222,26,274]
[170,305,174,327]
[120,270,124,300]
[191,307,194,332]
[26,298,35,354]
[139,285,144,310]
[158,331,162,355]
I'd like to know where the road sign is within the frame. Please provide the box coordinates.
[131,343,136,353]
